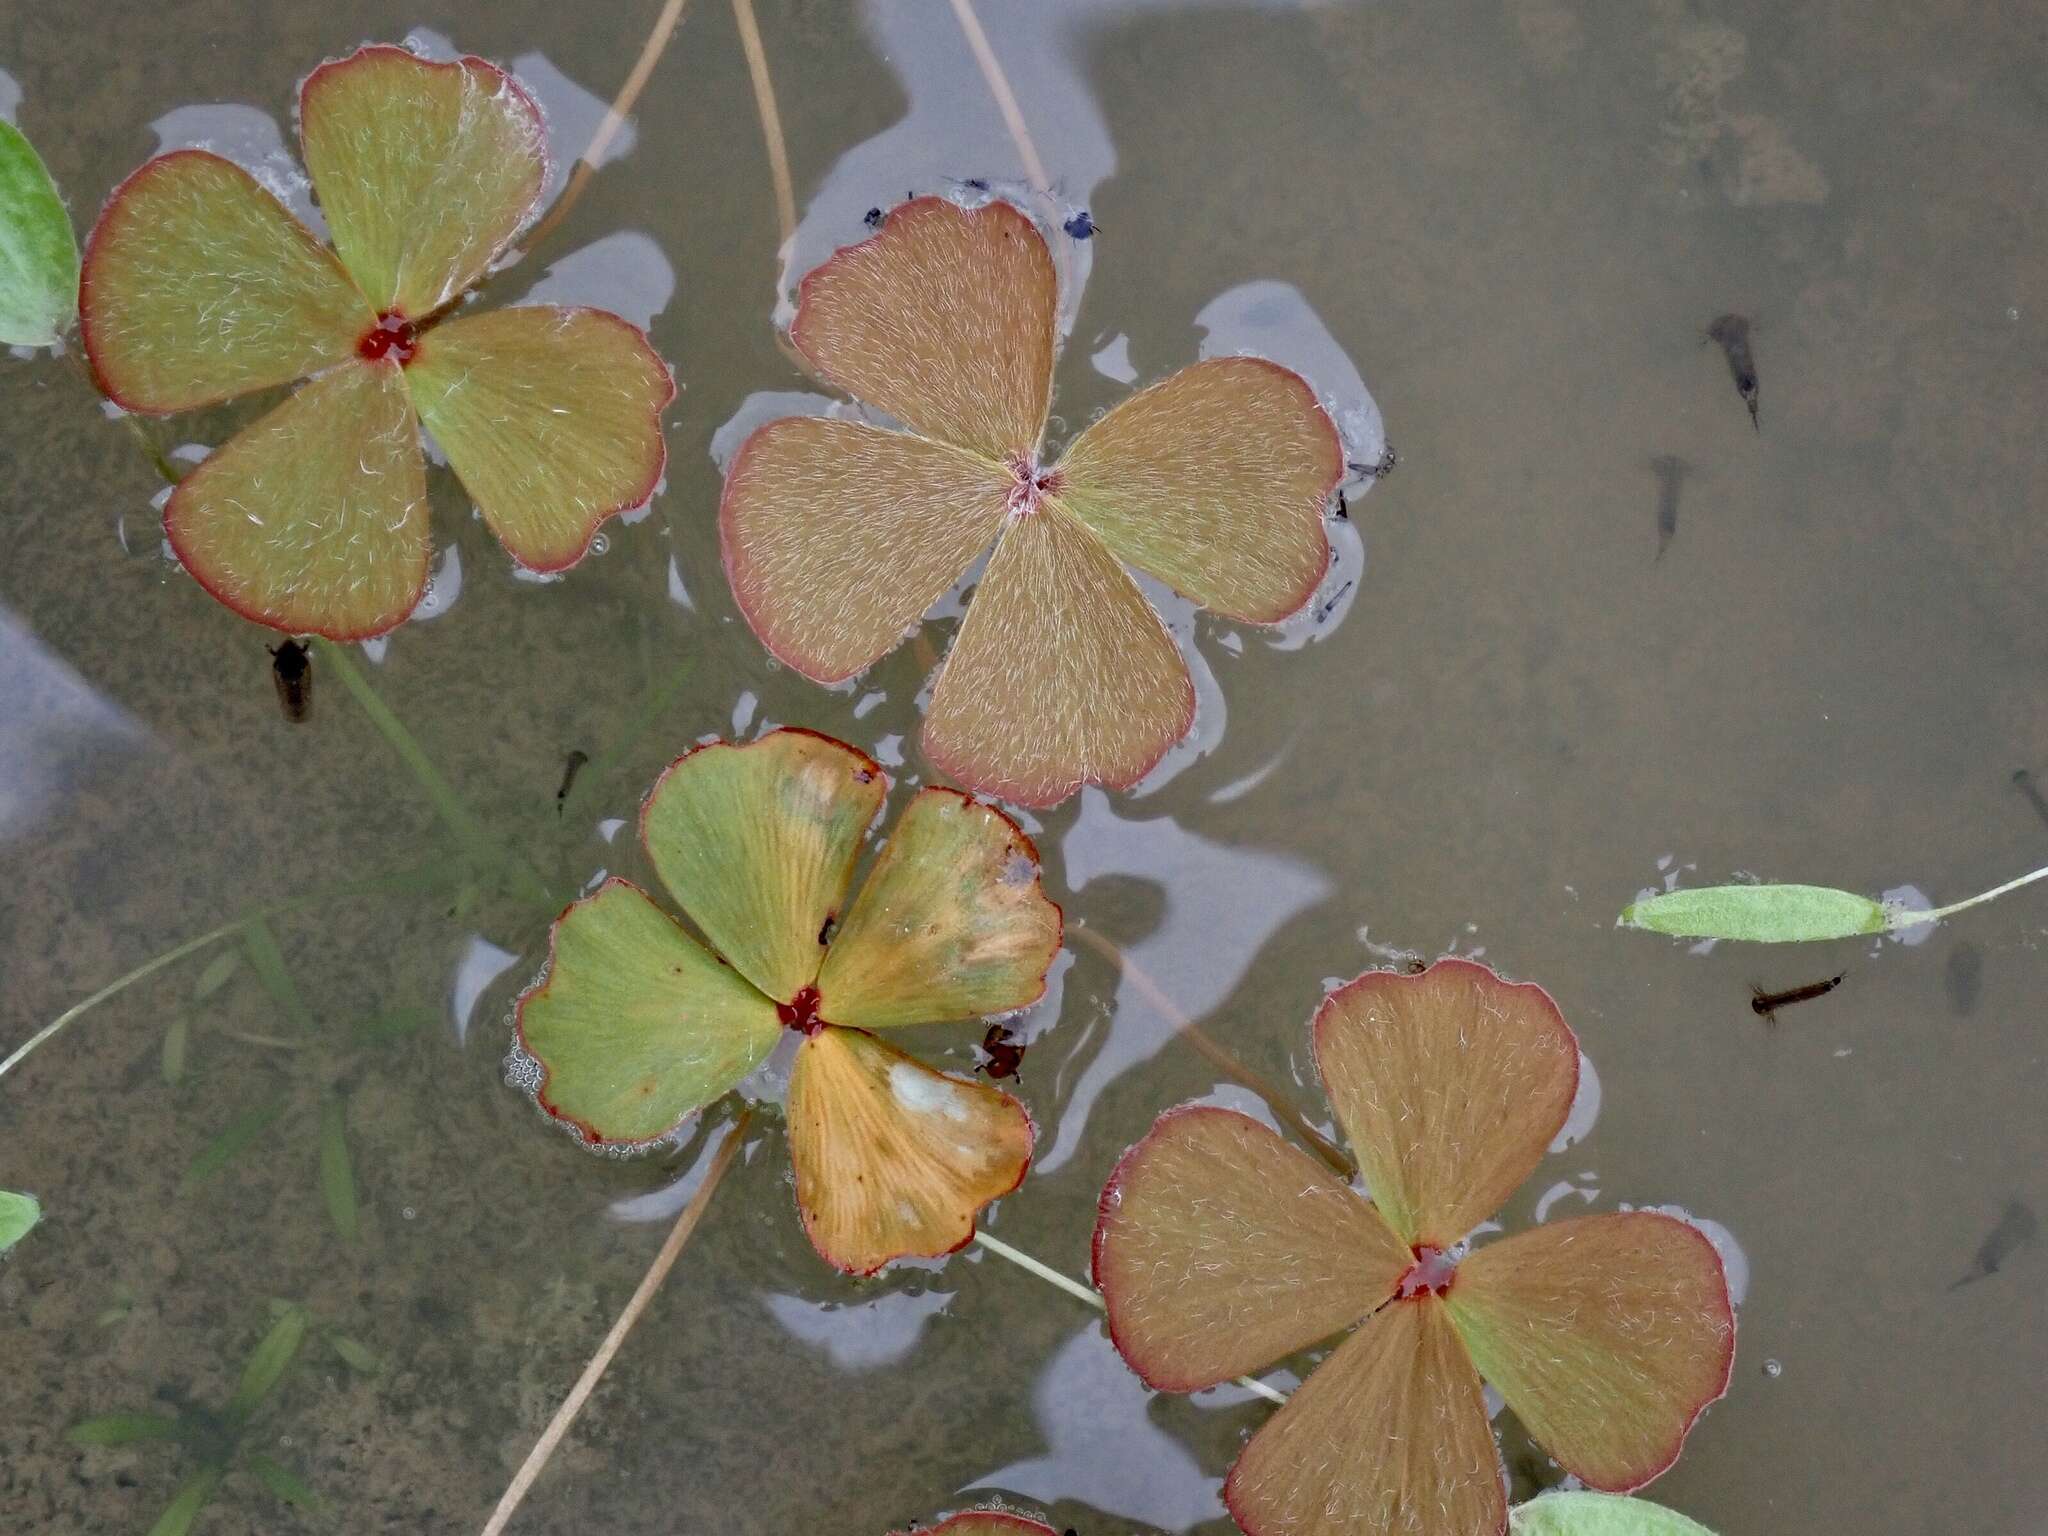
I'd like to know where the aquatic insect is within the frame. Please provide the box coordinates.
[1348,444,1398,481]
[269,639,311,722]
[1750,972,1843,1023]
[555,749,589,816]
[863,206,884,228]
[2012,767,2048,833]
[1063,210,1097,240]
[963,177,991,192]
[1332,490,1348,521]
[978,1023,1025,1080]
[1949,1199,2037,1290]
[1311,579,1355,626]
[1706,313,1760,431]
[1650,454,1690,562]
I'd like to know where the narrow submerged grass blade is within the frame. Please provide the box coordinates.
[161,1016,189,1086]
[68,1412,182,1446]
[145,1465,223,1536]
[182,1102,285,1189]
[241,918,313,1031]
[329,1334,380,1374]
[558,656,698,827]
[0,1189,41,1251]
[225,1304,308,1421]
[352,1006,438,1046]
[191,951,241,1000]
[319,1098,358,1242]
[245,1453,323,1510]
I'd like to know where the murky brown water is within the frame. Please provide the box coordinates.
[3,1,2044,1533]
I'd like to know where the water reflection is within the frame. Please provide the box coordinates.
[759,1285,953,1372]
[0,608,145,842]
[1041,789,1328,1172]
[963,1323,1224,1532]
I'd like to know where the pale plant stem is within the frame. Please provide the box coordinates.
[481,1109,751,1536]
[971,1232,1288,1407]
[1069,925,1356,1180]
[1910,861,2048,926]
[517,0,693,258]
[730,0,796,248]
[946,0,1049,189]
[0,920,247,1083]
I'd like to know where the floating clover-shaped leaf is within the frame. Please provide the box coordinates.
[78,45,674,639]
[0,1189,40,1252]
[1092,960,1734,1536]
[720,196,1343,806]
[893,1516,1058,1536]
[1510,1492,1718,1536]
[516,728,1062,1274]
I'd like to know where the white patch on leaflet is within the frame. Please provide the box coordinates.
[889,1061,970,1122]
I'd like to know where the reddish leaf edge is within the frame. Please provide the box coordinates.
[786,194,1055,455]
[796,1030,1037,1278]
[462,303,679,576]
[1312,956,1582,1240]
[511,875,724,1151]
[1217,1297,1510,1536]
[900,1510,1060,1536]
[1091,1102,1389,1393]
[77,149,364,416]
[296,43,551,263]
[714,417,1003,685]
[1051,354,1346,625]
[159,358,432,643]
[1450,1210,1738,1495]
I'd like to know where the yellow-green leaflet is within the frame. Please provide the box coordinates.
[1620,883,1887,943]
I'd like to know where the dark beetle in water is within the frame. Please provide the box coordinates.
[269,639,311,723]
[978,1023,1026,1080]
[1707,313,1760,431]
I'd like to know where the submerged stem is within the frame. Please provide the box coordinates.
[730,0,796,249]
[517,0,694,258]
[971,1232,1288,1407]
[314,639,554,911]
[1912,861,2048,926]
[481,1109,751,1536]
[946,0,1049,189]
[1070,926,1356,1180]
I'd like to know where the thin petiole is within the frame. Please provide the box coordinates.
[1911,861,2048,926]
[971,1231,1288,1407]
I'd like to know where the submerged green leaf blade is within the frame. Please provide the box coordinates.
[0,1189,43,1251]
[161,1016,189,1086]
[246,1454,322,1509]
[147,1466,223,1536]
[0,118,79,345]
[515,879,781,1146]
[241,917,312,1029]
[191,951,241,1000]
[1620,883,1887,943]
[319,1098,358,1241]
[68,1412,182,1446]
[182,1102,284,1187]
[1512,1492,1719,1536]
[225,1304,307,1420]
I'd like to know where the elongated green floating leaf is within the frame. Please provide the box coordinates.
[1512,1491,1719,1535]
[225,1304,307,1420]
[68,1411,182,1446]
[182,1102,284,1188]
[0,118,79,345]
[0,1189,40,1251]
[246,1453,323,1509]
[1620,883,1888,943]
[147,1465,223,1536]
[319,1098,358,1241]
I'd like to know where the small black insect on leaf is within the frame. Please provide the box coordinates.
[863,207,884,229]
[1063,210,1097,240]
[269,639,312,723]
[978,1023,1025,1080]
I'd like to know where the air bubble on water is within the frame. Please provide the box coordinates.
[402,1207,417,1221]
[589,532,610,556]
[1763,1358,1783,1378]
[504,1046,543,1093]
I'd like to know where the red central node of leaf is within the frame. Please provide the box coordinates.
[1396,1244,1458,1298]
[1004,453,1062,517]
[776,984,825,1035]
[356,311,418,364]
